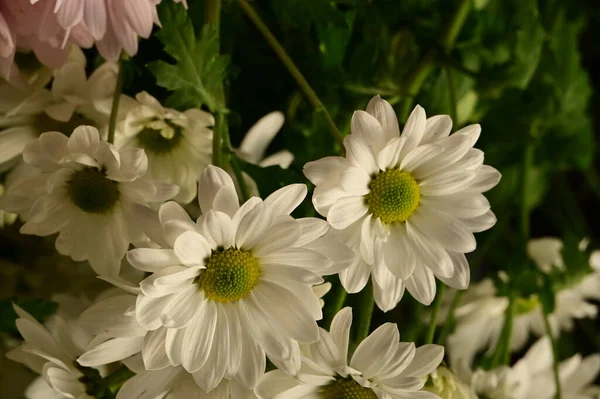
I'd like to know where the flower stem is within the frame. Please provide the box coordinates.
[204,0,221,29]
[491,292,515,367]
[520,142,534,243]
[425,283,444,344]
[542,304,562,398]
[105,365,135,394]
[322,276,348,330]
[107,57,124,145]
[237,0,344,148]
[212,111,224,167]
[399,0,472,120]
[230,155,251,202]
[437,290,463,346]
[355,281,375,344]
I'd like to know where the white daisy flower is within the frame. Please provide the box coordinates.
[304,95,500,309]
[425,367,478,399]
[256,307,444,399]
[0,126,179,277]
[82,165,351,391]
[447,239,600,367]
[116,91,213,204]
[7,304,94,399]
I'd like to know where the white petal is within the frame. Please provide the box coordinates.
[402,344,444,377]
[339,259,371,293]
[405,265,436,305]
[376,137,406,170]
[202,210,235,249]
[344,135,378,175]
[411,208,476,253]
[327,196,368,229]
[253,218,301,257]
[142,328,170,370]
[263,184,307,215]
[173,231,212,266]
[235,202,273,249]
[303,156,348,186]
[366,95,400,144]
[350,110,384,149]
[198,165,239,215]
[437,252,470,290]
[399,105,426,156]
[399,144,444,173]
[421,114,452,144]
[341,167,371,196]
[116,368,180,399]
[351,323,399,379]
[294,217,329,247]
[78,337,143,367]
[469,165,502,193]
[419,170,476,196]
[239,111,285,164]
[127,249,180,272]
[330,307,352,366]
[460,209,497,233]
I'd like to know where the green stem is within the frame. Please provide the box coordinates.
[585,167,600,202]
[355,281,375,344]
[204,0,221,29]
[542,307,562,399]
[104,365,135,394]
[230,155,250,202]
[425,283,445,344]
[445,67,457,123]
[520,143,534,242]
[399,0,472,120]
[322,276,348,330]
[491,293,515,367]
[212,111,224,167]
[237,0,344,148]
[437,290,464,345]
[107,58,124,145]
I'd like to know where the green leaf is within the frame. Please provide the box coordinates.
[148,2,229,112]
[0,298,58,336]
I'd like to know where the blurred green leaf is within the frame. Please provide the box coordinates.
[0,298,58,337]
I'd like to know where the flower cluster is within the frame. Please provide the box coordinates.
[2,3,599,399]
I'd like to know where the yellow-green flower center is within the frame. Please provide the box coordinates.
[321,378,378,399]
[364,169,420,224]
[137,124,183,154]
[67,167,120,214]
[514,295,540,315]
[198,248,262,303]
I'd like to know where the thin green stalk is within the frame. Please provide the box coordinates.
[237,0,344,147]
[491,293,515,367]
[542,307,562,399]
[585,167,600,201]
[204,0,221,29]
[425,284,445,344]
[212,111,224,167]
[399,0,472,120]
[230,155,250,202]
[445,67,457,123]
[107,58,124,144]
[437,290,464,345]
[355,281,375,344]
[322,276,348,330]
[520,143,534,242]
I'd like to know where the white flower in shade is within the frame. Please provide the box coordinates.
[257,307,444,399]
[78,165,351,391]
[446,239,600,368]
[232,111,292,197]
[6,304,93,399]
[304,96,500,309]
[115,91,213,204]
[0,46,122,173]
[0,126,179,277]
[425,367,477,399]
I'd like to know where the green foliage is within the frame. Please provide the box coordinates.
[148,2,230,112]
[0,298,58,337]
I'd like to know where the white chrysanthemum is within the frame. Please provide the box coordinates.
[7,304,94,399]
[115,91,213,203]
[447,239,600,367]
[257,307,444,399]
[0,126,179,276]
[78,165,351,391]
[425,367,477,399]
[0,46,121,172]
[304,95,500,309]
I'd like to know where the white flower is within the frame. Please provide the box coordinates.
[233,111,293,197]
[447,239,600,367]
[257,307,444,399]
[7,304,94,399]
[0,126,178,276]
[425,367,477,399]
[77,165,351,391]
[116,91,213,204]
[304,95,500,309]
[0,46,121,173]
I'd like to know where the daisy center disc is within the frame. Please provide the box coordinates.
[364,169,420,224]
[198,248,262,304]
[67,167,119,214]
[321,378,378,399]
[137,123,183,154]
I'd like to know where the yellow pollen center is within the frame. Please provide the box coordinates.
[197,248,261,303]
[364,169,420,224]
[321,378,378,399]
